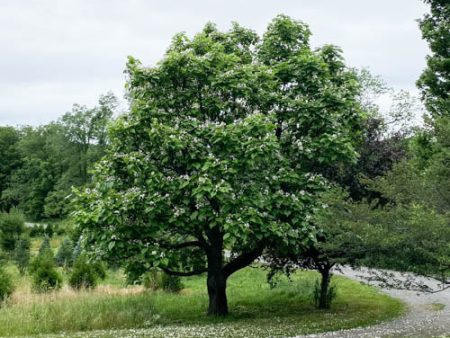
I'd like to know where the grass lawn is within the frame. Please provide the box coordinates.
[0,266,404,338]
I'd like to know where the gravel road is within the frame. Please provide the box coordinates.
[295,267,450,338]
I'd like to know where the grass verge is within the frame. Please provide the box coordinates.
[0,267,404,337]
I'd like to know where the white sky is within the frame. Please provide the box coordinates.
[0,0,429,126]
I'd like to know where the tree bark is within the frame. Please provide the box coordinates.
[206,227,228,316]
[318,266,331,309]
[207,269,228,316]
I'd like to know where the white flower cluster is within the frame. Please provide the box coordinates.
[173,207,186,217]
[195,200,207,210]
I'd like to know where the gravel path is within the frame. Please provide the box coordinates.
[296,267,450,338]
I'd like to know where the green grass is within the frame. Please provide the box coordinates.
[0,267,404,337]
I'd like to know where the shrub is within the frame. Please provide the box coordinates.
[0,208,25,252]
[92,261,107,280]
[161,272,183,292]
[55,238,74,267]
[142,270,162,290]
[31,255,62,293]
[0,268,14,303]
[14,238,30,274]
[69,255,101,290]
[142,270,183,293]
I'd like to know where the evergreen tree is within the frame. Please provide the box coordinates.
[14,238,30,274]
[0,208,25,252]
[55,238,74,267]
[38,236,52,258]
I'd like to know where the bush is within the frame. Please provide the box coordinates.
[0,208,25,251]
[0,268,14,302]
[69,255,103,290]
[14,238,30,274]
[92,261,107,280]
[142,270,183,293]
[142,270,162,290]
[161,273,183,292]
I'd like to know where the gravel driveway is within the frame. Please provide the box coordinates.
[295,267,450,338]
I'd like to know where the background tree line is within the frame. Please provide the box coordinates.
[0,92,117,220]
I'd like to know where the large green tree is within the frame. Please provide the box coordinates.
[60,92,117,183]
[74,16,362,316]
[0,127,21,211]
[3,124,64,220]
[417,0,450,117]
[349,0,450,289]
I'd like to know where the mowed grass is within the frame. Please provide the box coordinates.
[0,267,404,338]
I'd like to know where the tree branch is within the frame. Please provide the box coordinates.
[222,246,264,278]
[161,267,207,276]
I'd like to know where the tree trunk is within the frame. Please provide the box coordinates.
[206,228,228,316]
[207,270,228,316]
[318,266,331,309]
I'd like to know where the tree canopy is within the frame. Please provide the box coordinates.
[417,0,450,117]
[0,93,117,220]
[74,15,363,316]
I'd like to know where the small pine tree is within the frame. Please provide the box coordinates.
[55,238,74,267]
[69,255,98,290]
[14,238,30,274]
[30,237,61,293]
[38,236,52,258]
[0,208,25,252]
[43,224,54,238]
[30,254,62,293]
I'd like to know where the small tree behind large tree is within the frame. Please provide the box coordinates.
[74,16,362,316]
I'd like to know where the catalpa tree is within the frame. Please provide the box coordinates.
[73,15,362,316]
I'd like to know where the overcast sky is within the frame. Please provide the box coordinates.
[0,0,429,126]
